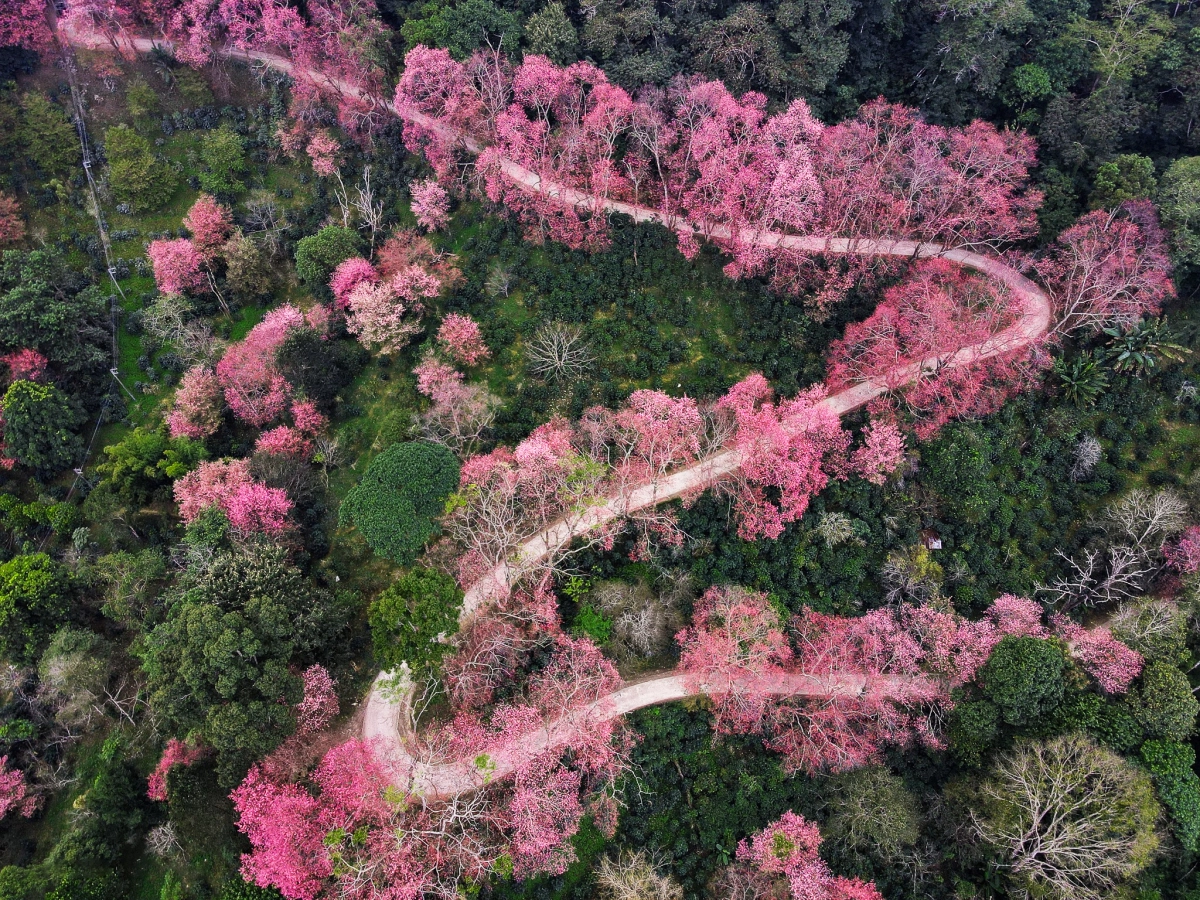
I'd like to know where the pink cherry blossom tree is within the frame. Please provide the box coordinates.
[413,355,498,456]
[0,755,35,820]
[329,257,379,310]
[1167,526,1200,574]
[183,194,234,259]
[1050,615,1143,694]
[436,313,490,366]
[255,426,314,460]
[2,349,48,384]
[147,738,205,802]
[0,192,25,247]
[290,400,328,435]
[411,178,451,231]
[148,238,207,296]
[724,811,883,900]
[168,365,223,440]
[1038,201,1176,339]
[717,373,850,540]
[851,416,906,485]
[345,267,438,354]
[216,305,305,426]
[174,459,292,535]
[306,131,341,177]
[0,0,53,51]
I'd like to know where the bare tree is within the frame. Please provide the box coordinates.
[1109,598,1188,663]
[970,734,1162,900]
[485,262,513,298]
[816,512,858,548]
[596,851,683,900]
[354,165,385,249]
[140,294,220,366]
[1103,488,1190,555]
[243,190,289,256]
[1037,546,1150,611]
[1069,434,1103,482]
[526,321,595,382]
[880,544,943,605]
[592,580,681,661]
[146,822,183,859]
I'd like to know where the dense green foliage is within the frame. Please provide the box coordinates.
[0,553,72,665]
[978,636,1067,727]
[294,226,363,288]
[142,546,349,784]
[0,381,82,473]
[103,125,179,211]
[368,566,462,674]
[339,441,460,565]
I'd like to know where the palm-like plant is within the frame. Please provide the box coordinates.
[1053,352,1109,405]
[1103,318,1189,375]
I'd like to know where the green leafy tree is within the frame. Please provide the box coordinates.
[401,0,521,58]
[339,441,460,565]
[293,226,363,288]
[0,249,110,401]
[1089,154,1157,209]
[368,567,462,674]
[1158,156,1200,271]
[92,549,167,631]
[104,124,178,211]
[95,427,206,505]
[1140,739,1200,853]
[524,2,579,63]
[822,766,920,863]
[143,546,348,785]
[979,636,1067,727]
[124,78,158,119]
[948,698,1002,767]
[1131,662,1198,741]
[222,231,273,301]
[1,380,82,473]
[198,125,247,195]
[0,553,72,665]
[18,93,77,175]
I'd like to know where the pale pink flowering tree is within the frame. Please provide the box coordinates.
[437,313,490,366]
[0,755,35,820]
[1039,201,1176,340]
[183,194,234,259]
[306,131,341,177]
[233,740,499,900]
[2,349,48,384]
[148,239,207,296]
[1051,615,1143,694]
[717,373,850,540]
[413,355,498,455]
[328,257,379,311]
[851,417,906,485]
[216,305,305,426]
[345,267,439,354]
[147,738,205,802]
[411,178,452,231]
[726,811,883,900]
[168,366,223,440]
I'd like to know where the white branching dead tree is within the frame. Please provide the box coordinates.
[1037,546,1150,611]
[526,321,595,382]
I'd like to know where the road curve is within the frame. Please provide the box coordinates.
[62,25,1053,799]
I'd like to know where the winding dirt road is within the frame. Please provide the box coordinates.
[64,25,1053,798]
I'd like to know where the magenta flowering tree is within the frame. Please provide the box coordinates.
[290,400,328,435]
[436,313,490,366]
[306,131,341,177]
[1167,526,1200,574]
[328,256,379,310]
[0,0,53,51]
[168,366,223,440]
[0,755,35,820]
[411,178,451,231]
[147,738,205,802]
[148,238,207,295]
